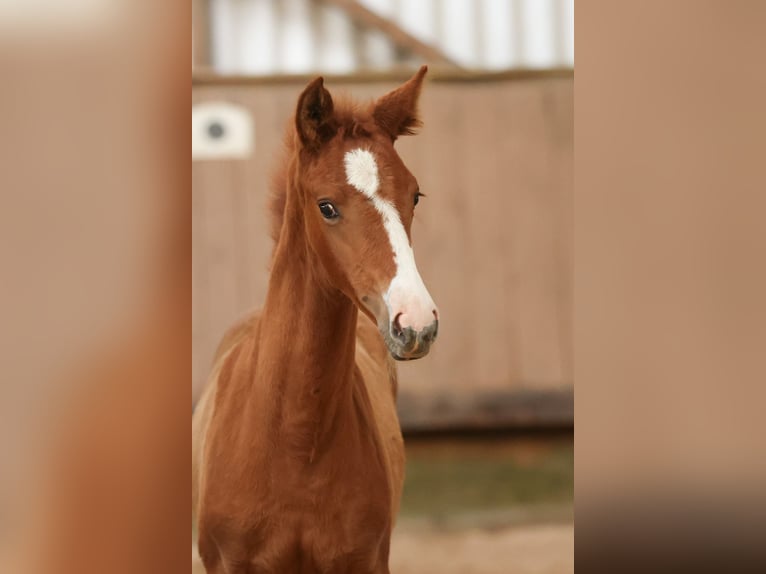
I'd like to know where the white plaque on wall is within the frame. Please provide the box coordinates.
[192,102,253,160]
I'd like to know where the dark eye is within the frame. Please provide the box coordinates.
[318,200,340,220]
[414,191,424,207]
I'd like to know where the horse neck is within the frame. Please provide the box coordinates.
[253,182,359,451]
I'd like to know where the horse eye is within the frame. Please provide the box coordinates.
[414,192,423,207]
[318,200,340,220]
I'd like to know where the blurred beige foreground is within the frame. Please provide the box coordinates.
[193,521,573,574]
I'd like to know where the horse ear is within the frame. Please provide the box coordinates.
[373,65,428,141]
[296,76,337,152]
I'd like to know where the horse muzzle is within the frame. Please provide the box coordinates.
[387,312,439,361]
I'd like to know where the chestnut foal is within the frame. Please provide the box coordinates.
[193,67,438,574]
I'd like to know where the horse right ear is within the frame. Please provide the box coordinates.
[296,77,337,152]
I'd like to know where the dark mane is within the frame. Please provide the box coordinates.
[268,96,375,246]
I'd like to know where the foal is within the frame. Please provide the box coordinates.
[193,67,438,574]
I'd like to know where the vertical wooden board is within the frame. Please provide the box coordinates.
[200,161,240,361]
[499,81,566,388]
[547,78,574,385]
[243,85,289,310]
[232,158,253,310]
[192,160,211,398]
[192,86,231,397]
[485,81,528,387]
[456,82,521,391]
[217,86,254,315]
[237,87,276,311]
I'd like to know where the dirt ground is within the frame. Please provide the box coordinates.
[389,521,573,574]
[192,520,573,574]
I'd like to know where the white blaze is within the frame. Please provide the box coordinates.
[344,148,436,332]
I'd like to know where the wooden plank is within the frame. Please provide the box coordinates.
[192,161,211,399]
[548,79,575,384]
[192,68,574,86]
[321,0,461,68]
[397,389,574,432]
[459,82,520,390]
[199,161,240,384]
[495,80,568,388]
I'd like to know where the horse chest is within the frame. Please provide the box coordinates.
[201,456,392,574]
[200,415,393,573]
[271,438,394,534]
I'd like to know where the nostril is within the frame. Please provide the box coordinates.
[392,313,404,338]
[432,309,439,321]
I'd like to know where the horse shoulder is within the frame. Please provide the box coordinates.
[192,309,261,523]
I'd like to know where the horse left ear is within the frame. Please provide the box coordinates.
[296,76,338,152]
[373,65,428,141]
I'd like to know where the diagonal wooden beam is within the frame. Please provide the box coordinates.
[193,0,211,70]
[322,0,462,69]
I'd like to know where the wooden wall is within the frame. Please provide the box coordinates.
[192,71,573,429]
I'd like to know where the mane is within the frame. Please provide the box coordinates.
[268,95,375,246]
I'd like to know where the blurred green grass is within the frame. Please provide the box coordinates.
[399,434,573,518]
